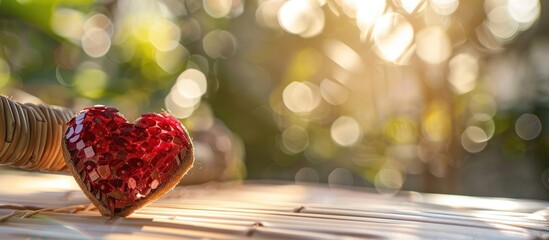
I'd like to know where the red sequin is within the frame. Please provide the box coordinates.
[64,106,191,215]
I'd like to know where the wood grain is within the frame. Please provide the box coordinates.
[0,169,547,239]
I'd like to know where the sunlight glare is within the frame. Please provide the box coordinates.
[430,0,459,16]
[486,6,519,42]
[330,116,362,147]
[149,20,181,51]
[448,53,478,94]
[375,168,404,195]
[320,78,349,105]
[51,8,85,43]
[256,0,285,29]
[508,0,540,29]
[323,39,363,74]
[400,0,424,14]
[82,28,111,58]
[203,0,232,18]
[283,81,321,113]
[461,126,488,153]
[415,26,452,64]
[355,0,386,35]
[278,0,325,38]
[373,13,414,63]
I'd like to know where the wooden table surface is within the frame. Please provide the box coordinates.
[0,169,547,239]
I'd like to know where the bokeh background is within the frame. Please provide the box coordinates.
[1,0,548,199]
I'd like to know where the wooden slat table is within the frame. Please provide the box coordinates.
[0,169,547,239]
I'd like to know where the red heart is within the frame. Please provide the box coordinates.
[63,105,194,217]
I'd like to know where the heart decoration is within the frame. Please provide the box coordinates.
[62,105,194,217]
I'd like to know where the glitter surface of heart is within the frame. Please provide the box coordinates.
[63,105,193,216]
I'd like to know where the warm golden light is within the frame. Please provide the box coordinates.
[81,28,111,58]
[149,20,181,52]
[415,26,452,64]
[165,69,208,118]
[461,126,489,153]
[203,0,232,18]
[422,101,451,142]
[0,58,10,89]
[330,116,362,147]
[255,0,285,29]
[155,44,189,74]
[0,170,79,195]
[430,0,459,16]
[320,79,348,105]
[323,39,363,74]
[508,0,540,29]
[51,8,85,43]
[74,64,108,99]
[179,69,207,97]
[202,30,237,59]
[373,13,414,63]
[355,0,386,35]
[469,113,496,140]
[282,125,310,154]
[375,168,404,195]
[278,0,325,38]
[486,6,519,42]
[384,117,417,144]
[3,0,547,200]
[399,0,424,14]
[426,194,520,211]
[448,53,478,94]
[282,81,321,113]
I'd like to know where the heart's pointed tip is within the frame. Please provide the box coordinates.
[109,210,132,218]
